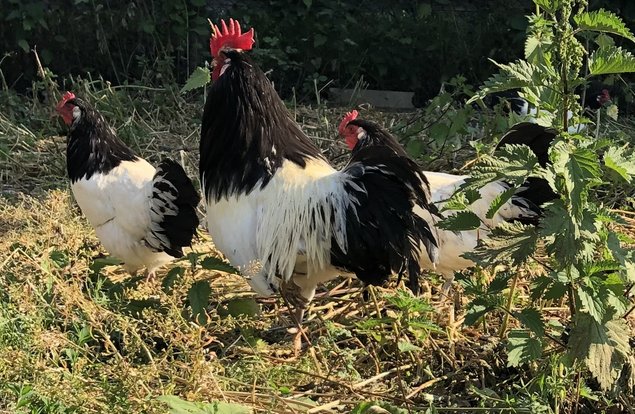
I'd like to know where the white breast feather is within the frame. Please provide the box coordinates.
[256,158,357,281]
[204,157,359,290]
[71,159,171,272]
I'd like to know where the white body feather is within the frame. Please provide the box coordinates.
[71,159,173,273]
[416,171,536,282]
[205,158,356,299]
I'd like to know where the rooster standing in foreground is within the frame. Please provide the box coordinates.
[199,19,439,328]
[56,92,200,278]
[339,111,557,291]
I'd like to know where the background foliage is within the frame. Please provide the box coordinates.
[3,0,634,101]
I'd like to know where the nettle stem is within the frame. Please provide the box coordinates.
[567,268,577,317]
[498,270,520,339]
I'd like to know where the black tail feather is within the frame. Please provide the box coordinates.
[496,122,556,167]
[147,159,200,258]
[496,122,559,215]
[331,145,437,293]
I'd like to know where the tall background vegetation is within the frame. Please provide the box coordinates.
[2,0,634,101]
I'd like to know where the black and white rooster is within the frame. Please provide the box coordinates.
[56,92,200,278]
[198,19,439,323]
[338,111,557,291]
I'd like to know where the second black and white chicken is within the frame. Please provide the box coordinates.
[338,111,558,291]
[56,92,200,278]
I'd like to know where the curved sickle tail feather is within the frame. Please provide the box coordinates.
[496,122,559,224]
[146,159,201,258]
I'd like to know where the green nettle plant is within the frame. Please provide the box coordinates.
[445,0,635,394]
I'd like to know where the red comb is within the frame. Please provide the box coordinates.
[338,110,359,136]
[210,18,255,57]
[56,91,76,111]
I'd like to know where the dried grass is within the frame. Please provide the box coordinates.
[1,88,634,413]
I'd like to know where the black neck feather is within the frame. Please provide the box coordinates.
[350,119,408,157]
[66,98,137,183]
[199,50,324,201]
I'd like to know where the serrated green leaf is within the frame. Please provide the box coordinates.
[441,188,482,212]
[220,297,260,318]
[200,256,239,274]
[544,280,567,300]
[188,281,211,324]
[532,271,569,301]
[604,146,635,183]
[461,144,540,195]
[467,60,546,104]
[18,39,29,52]
[385,289,434,313]
[607,232,635,283]
[514,307,545,336]
[187,251,200,267]
[49,250,69,268]
[488,272,513,294]
[464,299,495,326]
[568,313,632,391]
[486,187,518,219]
[587,260,621,278]
[158,395,252,414]
[589,45,635,76]
[463,222,538,267]
[552,143,601,219]
[158,395,201,413]
[437,211,481,231]
[530,273,567,301]
[530,276,553,300]
[457,274,486,295]
[162,266,184,292]
[606,288,628,316]
[595,33,615,48]
[507,329,542,367]
[398,340,422,353]
[534,0,559,14]
[181,66,211,94]
[464,188,483,204]
[524,22,553,65]
[567,148,601,208]
[356,316,392,329]
[575,9,635,42]
[525,36,544,63]
[440,191,469,211]
[540,200,600,265]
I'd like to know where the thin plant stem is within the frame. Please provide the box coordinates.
[499,270,520,338]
